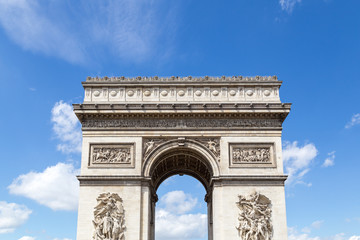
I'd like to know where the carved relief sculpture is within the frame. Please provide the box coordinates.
[143,138,167,158]
[232,147,271,163]
[90,144,134,167]
[194,138,220,160]
[236,192,273,240]
[93,192,125,240]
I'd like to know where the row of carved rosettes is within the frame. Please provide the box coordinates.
[236,192,273,240]
[82,118,283,129]
[93,193,125,240]
[143,137,220,161]
[83,86,280,103]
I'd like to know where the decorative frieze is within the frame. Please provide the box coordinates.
[89,144,135,168]
[229,143,275,168]
[93,192,126,240]
[236,192,273,240]
[83,118,282,130]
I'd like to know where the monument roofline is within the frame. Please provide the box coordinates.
[83,75,281,86]
[81,75,286,104]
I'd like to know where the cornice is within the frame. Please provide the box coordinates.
[77,175,287,186]
[73,102,291,111]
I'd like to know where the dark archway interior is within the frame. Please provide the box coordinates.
[149,148,213,194]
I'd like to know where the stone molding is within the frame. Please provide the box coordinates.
[74,102,291,111]
[77,175,287,186]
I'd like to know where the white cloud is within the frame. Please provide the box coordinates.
[333,233,346,240]
[0,0,178,64]
[53,238,72,240]
[279,0,302,13]
[283,141,318,185]
[0,201,31,234]
[156,209,207,240]
[51,101,82,154]
[288,226,355,240]
[159,190,197,214]
[19,237,36,240]
[345,113,360,129]
[322,151,335,167]
[288,227,321,240]
[8,162,79,211]
[155,191,207,240]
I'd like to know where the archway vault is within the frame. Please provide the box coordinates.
[142,138,220,198]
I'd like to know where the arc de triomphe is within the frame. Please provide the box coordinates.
[74,76,291,240]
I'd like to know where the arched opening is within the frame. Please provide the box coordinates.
[145,145,216,240]
[155,175,208,240]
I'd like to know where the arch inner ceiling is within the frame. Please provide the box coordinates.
[149,148,213,192]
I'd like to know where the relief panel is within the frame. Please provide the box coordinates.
[236,191,273,240]
[89,144,135,168]
[93,192,126,240]
[229,143,276,168]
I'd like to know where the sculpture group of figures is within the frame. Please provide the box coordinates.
[92,148,131,164]
[233,148,270,163]
[93,193,126,240]
[236,192,273,240]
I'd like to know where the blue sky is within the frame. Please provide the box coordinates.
[0,0,359,240]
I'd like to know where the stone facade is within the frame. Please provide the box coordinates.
[74,76,291,240]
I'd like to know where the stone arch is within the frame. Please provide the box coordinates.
[143,138,220,192]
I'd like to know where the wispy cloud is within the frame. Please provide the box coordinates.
[283,141,318,186]
[0,201,32,233]
[345,113,360,129]
[156,191,207,240]
[0,0,178,65]
[289,225,359,240]
[0,0,86,64]
[279,0,302,13]
[51,101,82,154]
[8,162,79,211]
[322,151,335,167]
[18,237,36,240]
